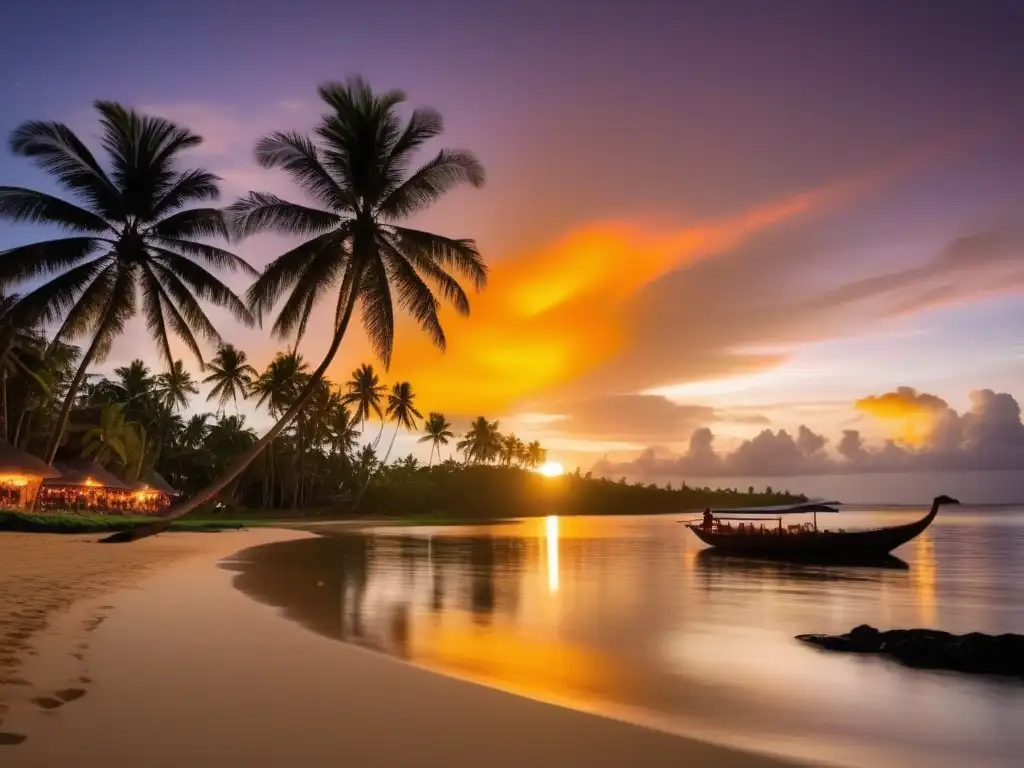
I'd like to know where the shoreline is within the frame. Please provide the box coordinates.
[0,528,804,767]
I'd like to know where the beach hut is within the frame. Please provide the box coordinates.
[128,471,179,513]
[39,460,133,512]
[0,442,61,508]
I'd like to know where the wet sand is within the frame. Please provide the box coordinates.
[0,529,802,767]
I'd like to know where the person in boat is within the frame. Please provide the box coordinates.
[702,508,714,531]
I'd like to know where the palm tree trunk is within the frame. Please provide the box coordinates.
[102,263,365,542]
[427,443,435,468]
[44,325,106,465]
[1,369,8,444]
[13,409,27,448]
[381,422,400,466]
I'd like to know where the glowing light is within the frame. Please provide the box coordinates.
[83,477,99,487]
[0,474,30,488]
[536,461,565,478]
[545,515,560,593]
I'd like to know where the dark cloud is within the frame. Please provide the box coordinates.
[591,388,1024,478]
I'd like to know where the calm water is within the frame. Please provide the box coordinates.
[227,508,1024,767]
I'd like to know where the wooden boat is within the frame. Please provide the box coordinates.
[685,495,958,563]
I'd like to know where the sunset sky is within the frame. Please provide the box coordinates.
[2,1,1023,479]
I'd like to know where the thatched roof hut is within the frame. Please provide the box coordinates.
[0,442,60,508]
[47,460,130,490]
[130,471,179,496]
[0,442,61,480]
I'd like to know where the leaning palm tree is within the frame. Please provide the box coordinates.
[0,101,256,465]
[108,76,486,535]
[341,363,386,434]
[418,412,454,467]
[202,344,256,413]
[380,381,422,465]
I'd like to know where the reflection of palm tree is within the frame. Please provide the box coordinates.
[341,363,386,435]
[158,76,486,525]
[203,344,256,413]
[0,102,255,464]
[381,382,422,465]
[418,412,454,467]
[457,416,500,464]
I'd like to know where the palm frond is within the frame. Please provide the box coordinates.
[152,168,222,217]
[389,226,486,290]
[379,232,469,315]
[377,149,484,219]
[253,131,352,210]
[8,120,122,217]
[149,252,252,327]
[0,236,104,285]
[140,263,177,368]
[244,229,348,323]
[380,242,445,351]
[18,257,113,329]
[270,243,346,343]
[227,192,342,239]
[384,107,443,182]
[142,262,215,365]
[153,231,258,279]
[151,206,229,241]
[0,187,112,233]
[357,257,396,368]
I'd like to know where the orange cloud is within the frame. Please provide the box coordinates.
[354,183,864,415]
[855,386,950,445]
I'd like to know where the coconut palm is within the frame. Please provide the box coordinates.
[253,352,308,417]
[0,292,49,441]
[157,360,199,413]
[418,412,453,467]
[126,76,486,531]
[457,417,500,464]
[498,433,524,467]
[0,101,256,464]
[79,402,141,467]
[341,363,386,433]
[525,440,546,469]
[202,344,256,412]
[327,401,360,459]
[381,381,422,465]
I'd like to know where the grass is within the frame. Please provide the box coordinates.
[0,510,281,534]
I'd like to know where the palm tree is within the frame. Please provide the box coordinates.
[180,413,211,451]
[129,76,486,530]
[0,292,49,442]
[327,401,359,459]
[157,360,199,413]
[79,402,141,467]
[341,363,386,434]
[0,101,256,465]
[525,440,546,469]
[381,381,422,465]
[418,412,453,467]
[499,433,523,467]
[456,417,500,464]
[253,352,308,417]
[202,344,256,413]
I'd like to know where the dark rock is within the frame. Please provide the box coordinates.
[797,625,1024,680]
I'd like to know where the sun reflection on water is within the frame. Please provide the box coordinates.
[546,515,560,593]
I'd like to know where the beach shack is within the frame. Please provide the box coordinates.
[39,460,134,512]
[128,471,178,513]
[0,442,61,508]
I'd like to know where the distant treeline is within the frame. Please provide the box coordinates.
[360,464,806,519]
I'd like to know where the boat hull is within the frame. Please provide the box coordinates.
[687,508,936,563]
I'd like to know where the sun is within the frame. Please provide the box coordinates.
[536,461,565,477]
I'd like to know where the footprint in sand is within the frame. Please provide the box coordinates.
[31,688,88,711]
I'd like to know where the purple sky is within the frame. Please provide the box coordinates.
[2,0,1024,475]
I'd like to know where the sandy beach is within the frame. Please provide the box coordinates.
[0,528,802,767]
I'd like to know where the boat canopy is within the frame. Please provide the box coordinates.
[710,500,841,515]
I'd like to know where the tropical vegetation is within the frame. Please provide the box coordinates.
[0,78,803,531]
